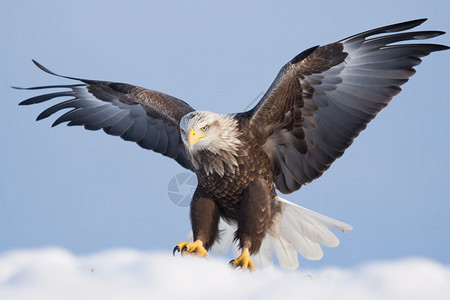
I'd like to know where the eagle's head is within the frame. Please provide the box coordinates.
[179,111,241,155]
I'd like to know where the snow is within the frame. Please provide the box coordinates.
[1,248,449,300]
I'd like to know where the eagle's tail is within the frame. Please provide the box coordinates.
[212,196,352,270]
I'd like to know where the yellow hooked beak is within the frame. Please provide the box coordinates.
[187,128,206,149]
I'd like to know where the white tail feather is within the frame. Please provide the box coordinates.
[212,196,352,270]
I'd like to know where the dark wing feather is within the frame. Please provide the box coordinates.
[245,19,449,194]
[17,60,195,170]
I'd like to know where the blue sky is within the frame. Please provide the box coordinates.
[1,0,449,269]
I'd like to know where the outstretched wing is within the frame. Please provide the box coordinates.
[17,60,195,170]
[246,19,448,194]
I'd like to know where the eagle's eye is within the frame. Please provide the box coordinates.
[180,128,186,134]
[200,125,209,132]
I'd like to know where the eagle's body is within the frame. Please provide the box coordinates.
[17,19,448,270]
[183,112,280,253]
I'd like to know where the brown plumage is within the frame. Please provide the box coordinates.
[16,19,448,270]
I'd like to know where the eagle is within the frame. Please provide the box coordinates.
[17,19,448,270]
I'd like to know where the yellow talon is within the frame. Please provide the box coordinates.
[230,248,255,271]
[173,240,209,257]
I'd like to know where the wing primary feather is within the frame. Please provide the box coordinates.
[66,105,115,127]
[340,18,428,43]
[364,31,446,48]
[31,59,84,81]
[12,84,85,91]
[36,98,78,120]
[19,92,75,105]
[52,108,83,127]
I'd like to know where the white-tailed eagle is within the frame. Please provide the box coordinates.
[17,19,448,270]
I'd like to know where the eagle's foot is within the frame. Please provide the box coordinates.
[229,248,255,271]
[173,240,209,257]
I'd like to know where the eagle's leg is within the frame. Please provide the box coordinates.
[231,179,273,271]
[173,188,219,257]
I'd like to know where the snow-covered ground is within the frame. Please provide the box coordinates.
[1,248,449,300]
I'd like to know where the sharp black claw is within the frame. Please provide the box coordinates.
[229,259,235,267]
[173,246,180,256]
[181,245,188,254]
